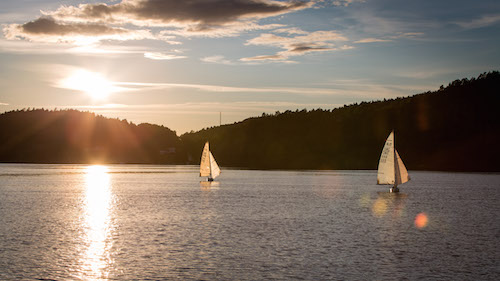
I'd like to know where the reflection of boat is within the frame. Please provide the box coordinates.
[376,191,409,198]
[200,141,221,182]
[200,181,220,190]
[377,131,410,193]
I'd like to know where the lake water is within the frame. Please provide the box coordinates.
[0,164,498,280]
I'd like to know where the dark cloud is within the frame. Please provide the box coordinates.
[288,43,332,53]
[3,16,152,44]
[20,17,129,36]
[51,0,311,26]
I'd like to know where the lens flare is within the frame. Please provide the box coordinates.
[414,212,429,229]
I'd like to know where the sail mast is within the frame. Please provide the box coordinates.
[393,131,400,187]
[208,151,213,179]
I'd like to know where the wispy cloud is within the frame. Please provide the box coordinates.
[316,0,364,8]
[330,0,364,7]
[160,22,284,38]
[0,102,9,106]
[273,27,309,35]
[144,52,187,60]
[354,38,391,43]
[354,32,423,44]
[201,55,233,65]
[42,67,364,96]
[44,65,407,99]
[0,37,181,59]
[115,81,360,96]
[242,30,351,62]
[454,14,500,29]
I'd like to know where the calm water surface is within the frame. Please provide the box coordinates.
[0,164,499,280]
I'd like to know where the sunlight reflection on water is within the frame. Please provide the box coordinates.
[81,165,114,280]
[200,180,220,190]
[370,192,409,219]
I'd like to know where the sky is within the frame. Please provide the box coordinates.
[1,0,499,134]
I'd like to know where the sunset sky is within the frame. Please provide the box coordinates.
[1,0,499,134]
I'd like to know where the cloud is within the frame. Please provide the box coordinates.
[273,27,309,35]
[314,0,363,8]
[4,16,154,45]
[454,14,500,29]
[114,81,365,96]
[42,0,312,38]
[49,0,311,25]
[160,22,284,38]
[354,38,391,43]
[391,32,424,39]
[0,102,9,106]
[353,32,423,44]
[0,37,162,57]
[144,52,187,60]
[330,0,361,7]
[241,30,351,62]
[3,0,314,50]
[201,55,233,65]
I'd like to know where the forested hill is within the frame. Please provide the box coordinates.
[0,109,184,164]
[181,71,500,172]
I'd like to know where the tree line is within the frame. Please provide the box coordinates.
[0,109,184,164]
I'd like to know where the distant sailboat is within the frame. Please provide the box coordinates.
[200,141,221,182]
[377,131,410,193]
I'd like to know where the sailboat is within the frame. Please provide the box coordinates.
[200,141,221,182]
[377,131,410,193]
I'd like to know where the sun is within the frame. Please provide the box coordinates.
[60,69,120,100]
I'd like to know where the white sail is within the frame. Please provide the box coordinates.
[199,141,221,180]
[209,152,221,179]
[377,131,410,187]
[377,131,395,185]
[395,149,410,184]
[200,142,211,177]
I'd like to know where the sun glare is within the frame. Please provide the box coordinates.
[60,70,120,100]
[82,165,113,279]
